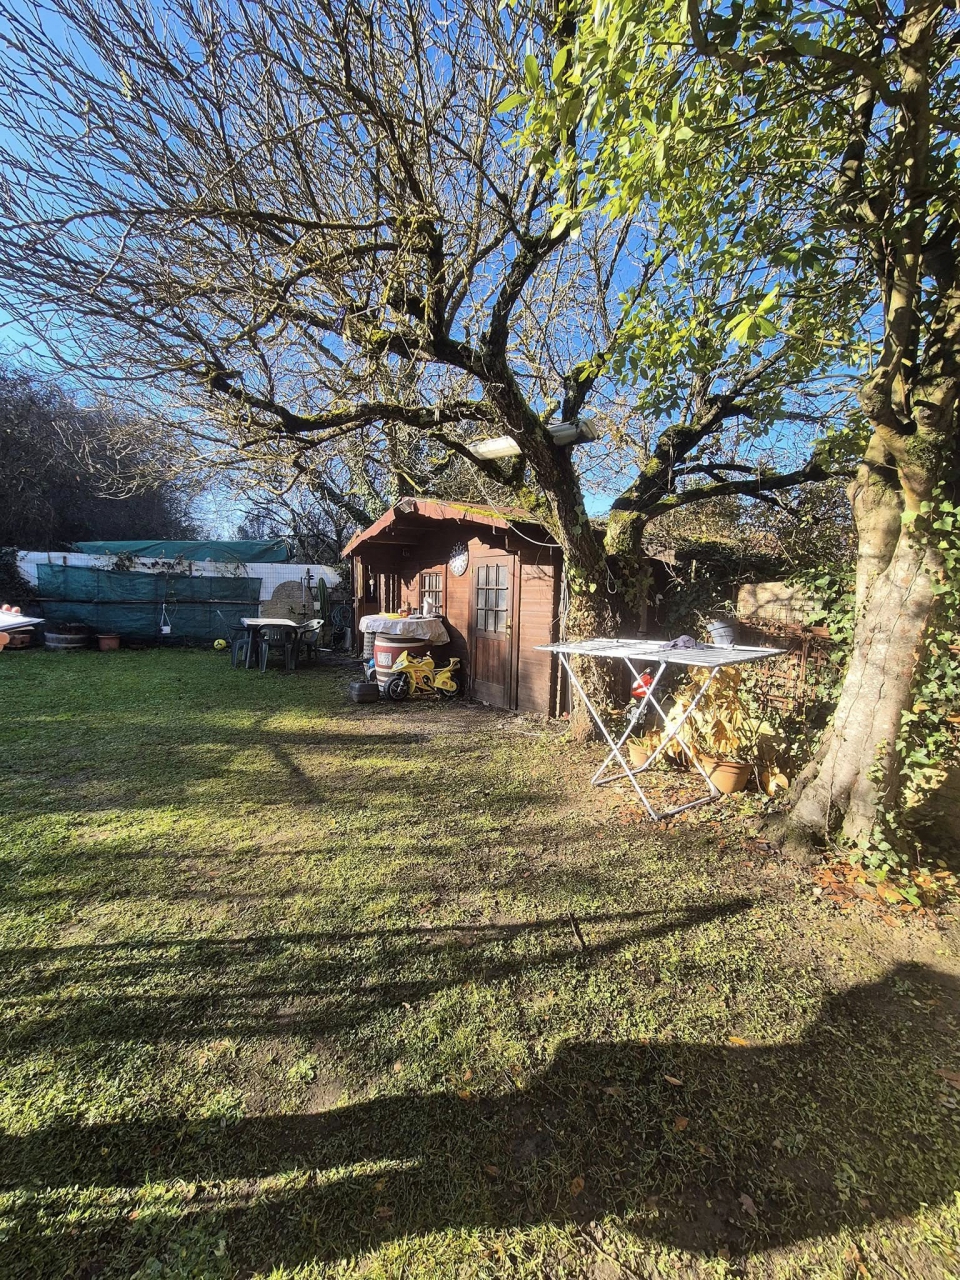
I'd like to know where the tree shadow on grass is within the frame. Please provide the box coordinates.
[3,720,521,817]
[0,898,752,1049]
[2,963,958,1275]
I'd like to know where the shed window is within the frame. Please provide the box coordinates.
[420,572,443,613]
[475,562,508,633]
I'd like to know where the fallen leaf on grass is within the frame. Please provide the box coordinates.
[603,1086,624,1098]
[569,1176,585,1197]
[374,1205,393,1219]
[936,1068,960,1089]
[664,1075,683,1086]
[458,1089,473,1100]
[463,1068,473,1081]
[739,1192,758,1218]
[392,1061,402,1073]
[373,1178,386,1192]
[483,1164,500,1177]
[728,1036,751,1047]
[674,1115,689,1131]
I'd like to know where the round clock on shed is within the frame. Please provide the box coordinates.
[449,541,469,576]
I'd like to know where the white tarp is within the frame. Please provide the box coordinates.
[358,614,450,644]
[15,551,340,605]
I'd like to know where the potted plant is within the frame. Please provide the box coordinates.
[44,622,91,652]
[656,666,764,794]
[627,730,660,769]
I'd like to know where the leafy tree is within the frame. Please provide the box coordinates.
[520,0,960,850]
[0,0,855,723]
[0,367,198,550]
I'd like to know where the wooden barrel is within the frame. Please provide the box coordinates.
[372,635,428,691]
[44,630,89,651]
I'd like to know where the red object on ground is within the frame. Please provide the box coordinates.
[631,673,653,699]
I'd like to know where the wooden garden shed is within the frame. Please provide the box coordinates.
[343,498,563,713]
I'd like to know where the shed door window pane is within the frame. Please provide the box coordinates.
[475,563,508,633]
[420,572,442,613]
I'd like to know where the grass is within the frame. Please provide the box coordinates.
[0,647,958,1280]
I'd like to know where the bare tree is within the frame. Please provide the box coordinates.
[0,366,198,549]
[0,0,854,715]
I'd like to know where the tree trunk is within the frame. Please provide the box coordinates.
[486,385,627,739]
[780,444,939,858]
[553,523,621,742]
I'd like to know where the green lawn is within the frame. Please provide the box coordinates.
[1,648,958,1280]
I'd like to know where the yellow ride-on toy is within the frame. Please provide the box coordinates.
[384,650,461,700]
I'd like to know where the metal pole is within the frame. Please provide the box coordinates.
[560,653,658,819]
[592,660,668,785]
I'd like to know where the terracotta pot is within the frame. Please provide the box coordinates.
[701,755,750,794]
[626,741,652,768]
[96,633,120,652]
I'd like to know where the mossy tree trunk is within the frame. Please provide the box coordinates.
[779,0,960,856]
[783,437,944,855]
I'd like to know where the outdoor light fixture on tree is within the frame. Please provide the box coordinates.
[468,418,599,461]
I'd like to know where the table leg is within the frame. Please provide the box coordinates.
[592,661,668,786]
[572,656,724,820]
[559,653,659,820]
[245,625,258,669]
[628,667,723,816]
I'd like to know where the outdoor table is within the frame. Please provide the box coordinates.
[240,617,303,629]
[239,616,303,669]
[0,613,44,631]
[357,614,450,645]
[537,638,784,820]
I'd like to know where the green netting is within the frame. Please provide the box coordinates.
[37,565,262,642]
[72,538,291,563]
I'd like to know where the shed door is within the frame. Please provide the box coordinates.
[471,556,516,708]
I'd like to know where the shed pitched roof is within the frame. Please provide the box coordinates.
[342,498,555,557]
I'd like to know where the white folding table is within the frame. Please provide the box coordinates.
[538,638,783,820]
[0,613,44,631]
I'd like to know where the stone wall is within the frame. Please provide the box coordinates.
[737,581,822,628]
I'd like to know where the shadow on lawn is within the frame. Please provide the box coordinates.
[3,963,957,1272]
[1,898,752,1048]
[4,721,525,816]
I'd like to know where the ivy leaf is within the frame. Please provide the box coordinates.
[497,92,528,114]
